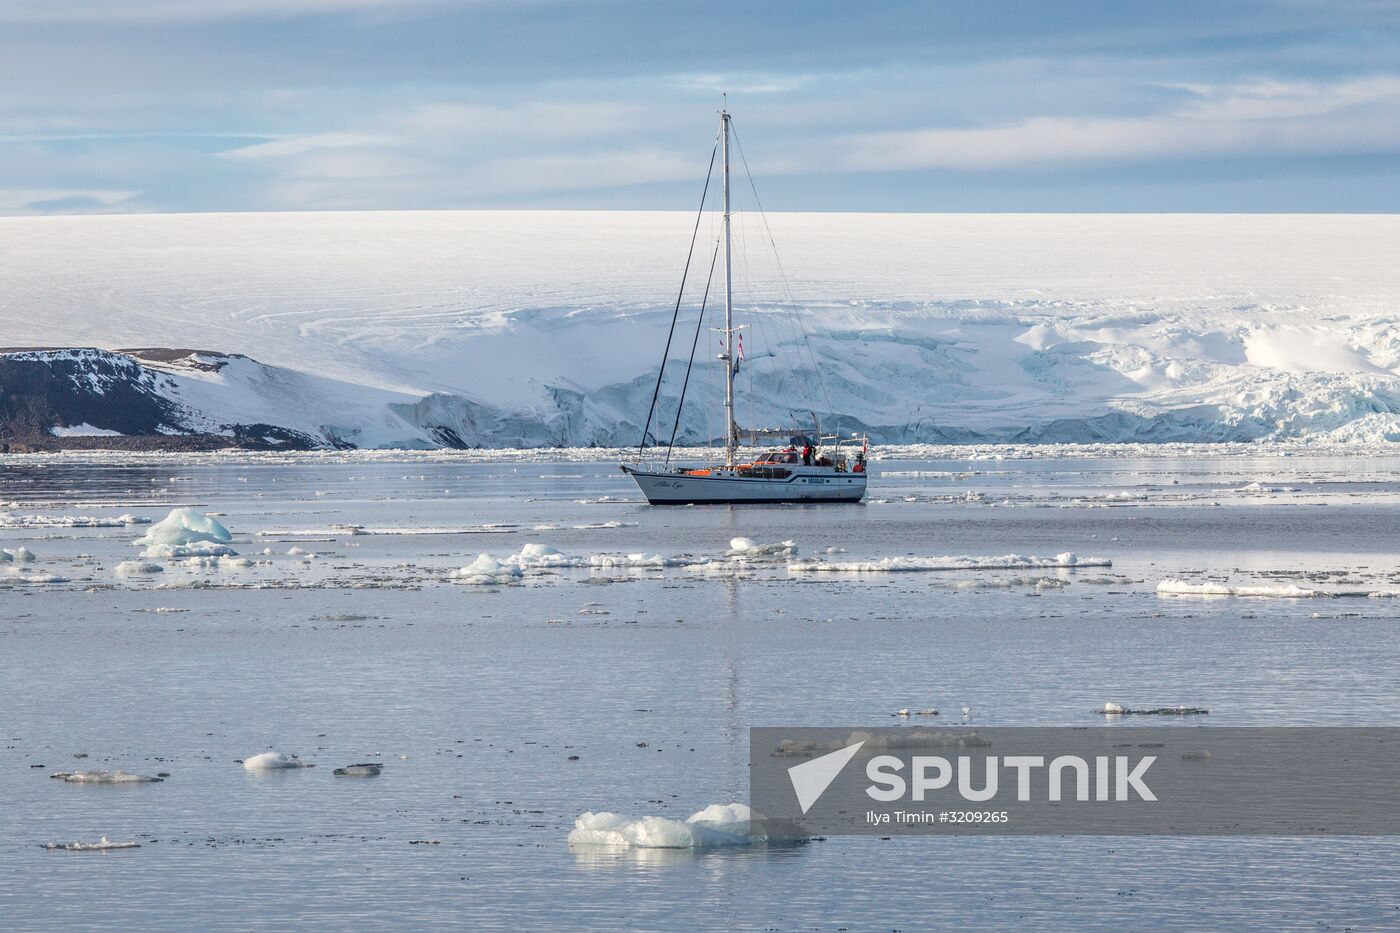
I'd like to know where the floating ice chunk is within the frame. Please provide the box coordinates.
[1232,482,1299,494]
[588,552,692,568]
[115,560,163,575]
[50,770,163,783]
[790,553,1110,573]
[1156,578,1318,598]
[2,546,36,562]
[141,542,238,559]
[0,513,148,529]
[894,708,939,717]
[567,802,790,848]
[43,836,141,851]
[534,520,639,531]
[951,575,1067,590]
[135,508,232,548]
[506,543,575,569]
[10,572,69,584]
[333,763,383,777]
[726,537,798,559]
[1095,704,1209,716]
[451,554,524,585]
[178,555,253,569]
[242,751,313,770]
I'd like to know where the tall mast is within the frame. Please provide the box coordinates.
[721,105,736,465]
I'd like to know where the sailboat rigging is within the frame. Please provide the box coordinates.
[621,106,868,505]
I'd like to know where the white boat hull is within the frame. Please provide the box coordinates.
[623,464,866,504]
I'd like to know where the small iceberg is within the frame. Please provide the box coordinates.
[568,803,793,848]
[333,763,383,777]
[2,546,36,562]
[242,751,313,770]
[135,508,233,549]
[508,543,576,569]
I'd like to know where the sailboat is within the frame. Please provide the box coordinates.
[621,106,869,505]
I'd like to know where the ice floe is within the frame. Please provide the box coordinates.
[43,837,141,851]
[948,576,1068,590]
[1231,482,1300,494]
[0,513,147,528]
[1156,578,1319,598]
[725,537,798,558]
[2,546,36,562]
[177,555,254,569]
[588,552,692,568]
[1095,704,1210,716]
[789,552,1109,573]
[50,770,163,783]
[141,542,239,559]
[532,521,638,531]
[6,572,69,584]
[451,554,524,585]
[333,763,383,776]
[567,803,792,848]
[115,560,164,575]
[242,751,313,770]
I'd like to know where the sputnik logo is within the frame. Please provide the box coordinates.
[787,741,865,814]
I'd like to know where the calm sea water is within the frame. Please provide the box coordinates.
[4,452,1400,931]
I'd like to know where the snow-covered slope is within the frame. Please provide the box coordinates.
[4,211,1400,447]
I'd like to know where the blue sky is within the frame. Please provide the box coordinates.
[4,0,1400,213]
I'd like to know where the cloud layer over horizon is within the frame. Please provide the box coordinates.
[4,0,1400,214]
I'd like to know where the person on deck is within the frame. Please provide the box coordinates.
[853,451,866,473]
[802,444,813,466]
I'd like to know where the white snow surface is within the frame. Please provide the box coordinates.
[7,212,1400,446]
[50,423,124,437]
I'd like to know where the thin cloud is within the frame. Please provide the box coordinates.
[838,76,1400,171]
[214,133,400,162]
[0,188,139,214]
[0,0,469,23]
